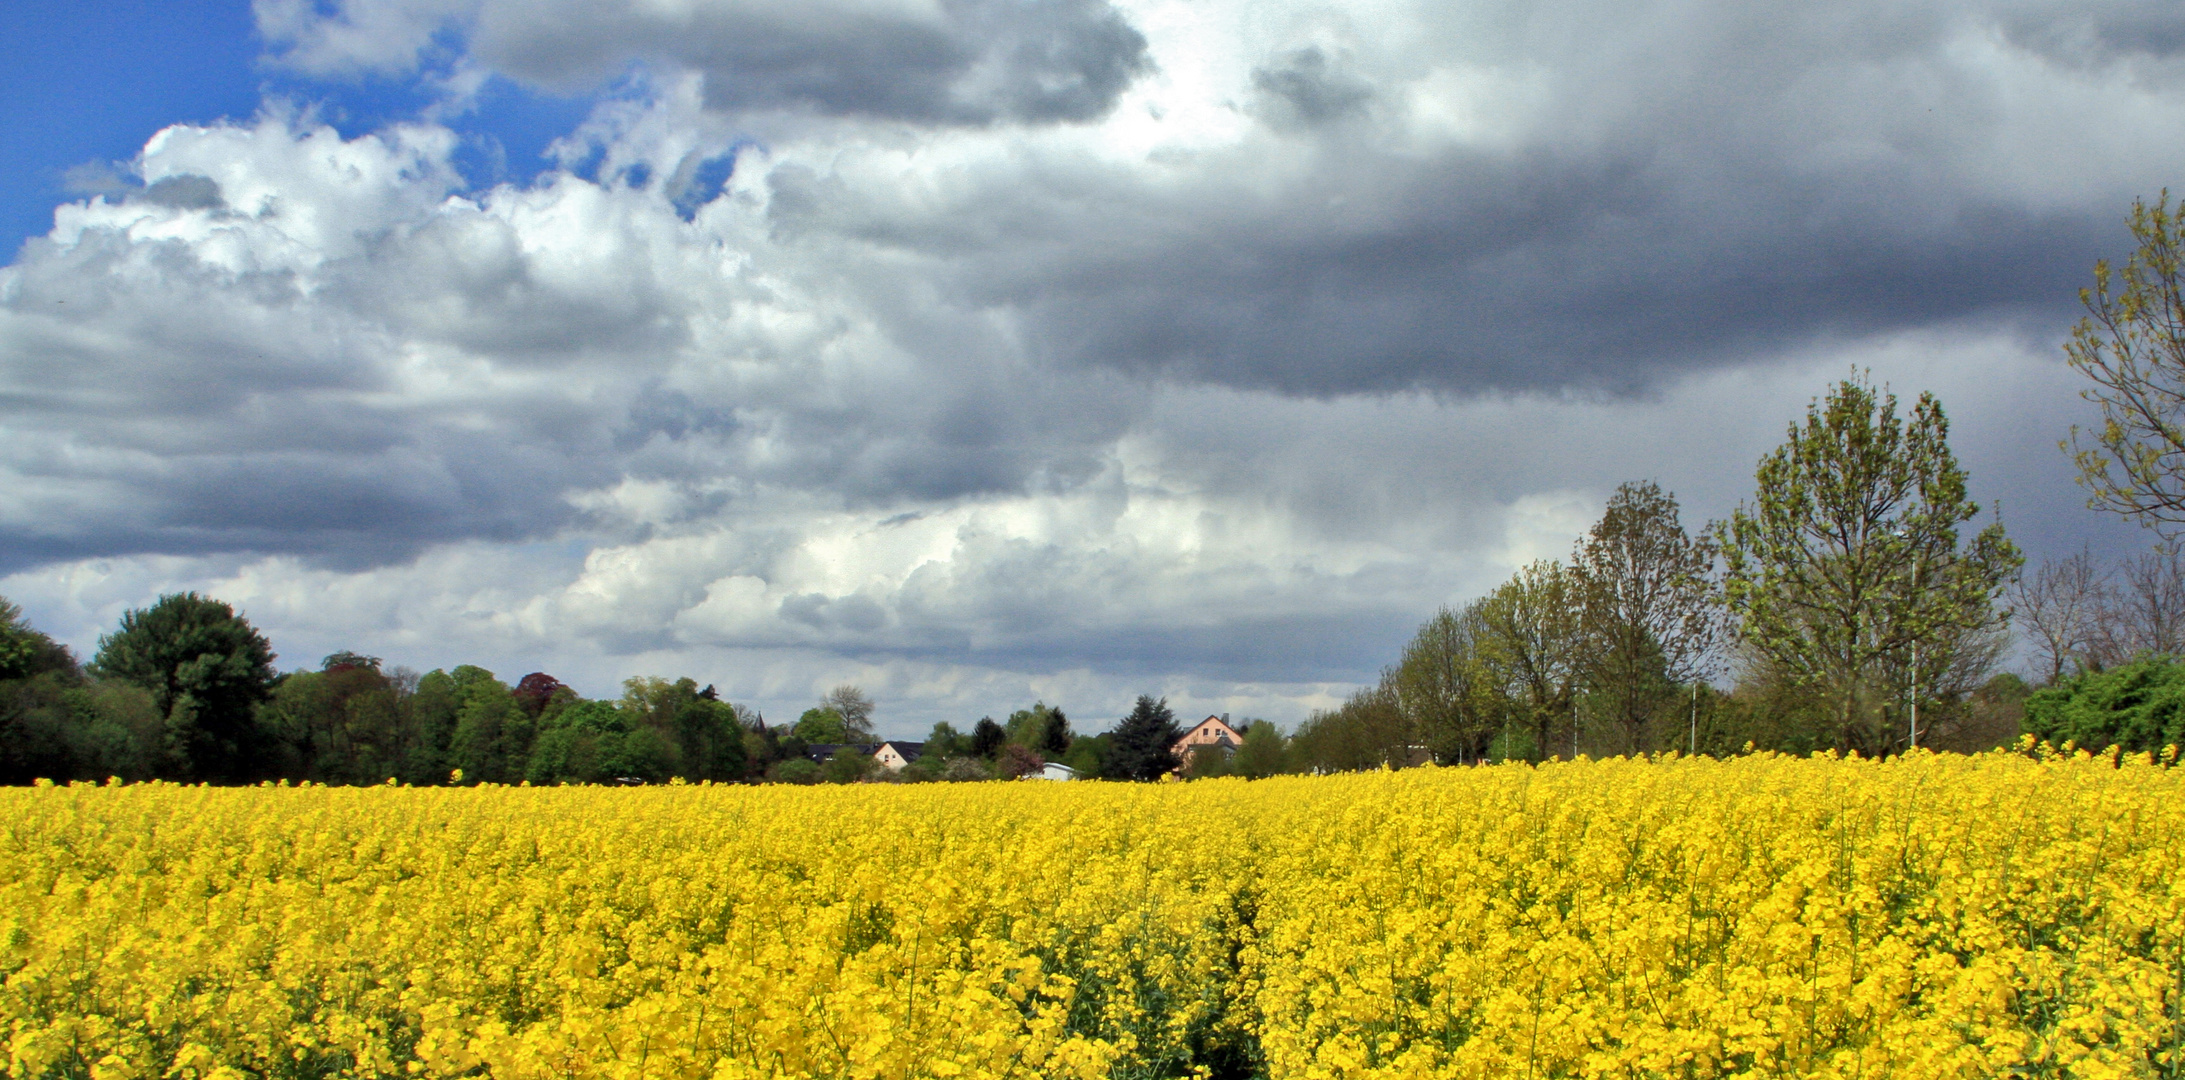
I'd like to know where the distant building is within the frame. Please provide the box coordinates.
[1171,715,1245,767]
[1026,762,1077,781]
[873,741,926,771]
[801,743,878,764]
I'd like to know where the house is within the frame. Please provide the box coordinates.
[1025,762,1076,781]
[872,741,926,771]
[1171,715,1245,766]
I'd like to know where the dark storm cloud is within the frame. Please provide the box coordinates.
[1000,170,2106,395]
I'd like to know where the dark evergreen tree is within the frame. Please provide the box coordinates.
[90,593,276,782]
[970,716,1006,758]
[1102,696,1182,781]
[1036,706,1072,756]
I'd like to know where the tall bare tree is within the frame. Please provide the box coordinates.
[2014,549,2107,682]
[822,685,876,740]
[2089,545,2185,666]
[1571,481,1721,753]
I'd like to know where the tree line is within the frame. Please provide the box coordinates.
[0,592,1248,785]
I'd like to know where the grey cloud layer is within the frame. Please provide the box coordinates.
[4,0,2180,699]
[260,0,1150,123]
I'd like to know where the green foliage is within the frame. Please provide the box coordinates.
[1230,720,1289,779]
[820,749,879,784]
[925,721,968,758]
[970,716,1006,759]
[446,666,523,784]
[1102,696,1183,781]
[0,599,73,682]
[1390,605,1498,765]
[1571,481,1719,754]
[1289,685,1410,772]
[257,657,409,784]
[1060,732,1110,778]
[1717,375,2020,754]
[792,706,851,743]
[2024,656,2185,754]
[1004,702,1072,755]
[90,593,277,782]
[1477,560,1583,762]
[769,757,822,784]
[2065,192,2185,538]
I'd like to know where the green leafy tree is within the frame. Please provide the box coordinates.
[674,696,748,781]
[445,666,522,784]
[1476,561,1584,762]
[820,748,878,783]
[2064,193,2185,538]
[1005,702,1072,755]
[1717,375,2021,754]
[1289,685,1411,772]
[792,706,852,744]
[257,653,404,784]
[90,593,277,782]
[1101,696,1183,781]
[1390,604,1499,764]
[924,721,969,758]
[406,669,465,784]
[1571,481,1721,753]
[0,599,73,682]
[526,699,624,783]
[616,676,746,780]
[1060,731,1111,777]
[1230,720,1290,778]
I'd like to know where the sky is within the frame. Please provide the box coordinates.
[1,0,2179,738]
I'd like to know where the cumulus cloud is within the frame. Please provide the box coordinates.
[3,0,2178,725]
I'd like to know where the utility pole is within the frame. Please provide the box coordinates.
[1909,645,1919,752]
[1689,682,1698,756]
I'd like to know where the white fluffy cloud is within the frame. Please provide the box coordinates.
[2,0,2176,732]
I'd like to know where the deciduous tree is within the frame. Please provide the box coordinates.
[1571,481,1720,753]
[1476,561,1583,761]
[2065,193,2185,538]
[823,685,876,740]
[90,593,277,782]
[1716,375,2021,753]
[1390,604,1499,764]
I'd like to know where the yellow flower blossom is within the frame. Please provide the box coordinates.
[1,750,2179,1078]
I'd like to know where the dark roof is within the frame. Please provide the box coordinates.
[875,740,927,760]
[802,742,879,762]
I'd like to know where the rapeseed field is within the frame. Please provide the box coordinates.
[2,746,2180,1079]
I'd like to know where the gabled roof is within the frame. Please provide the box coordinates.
[874,740,927,760]
[1171,715,1246,756]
